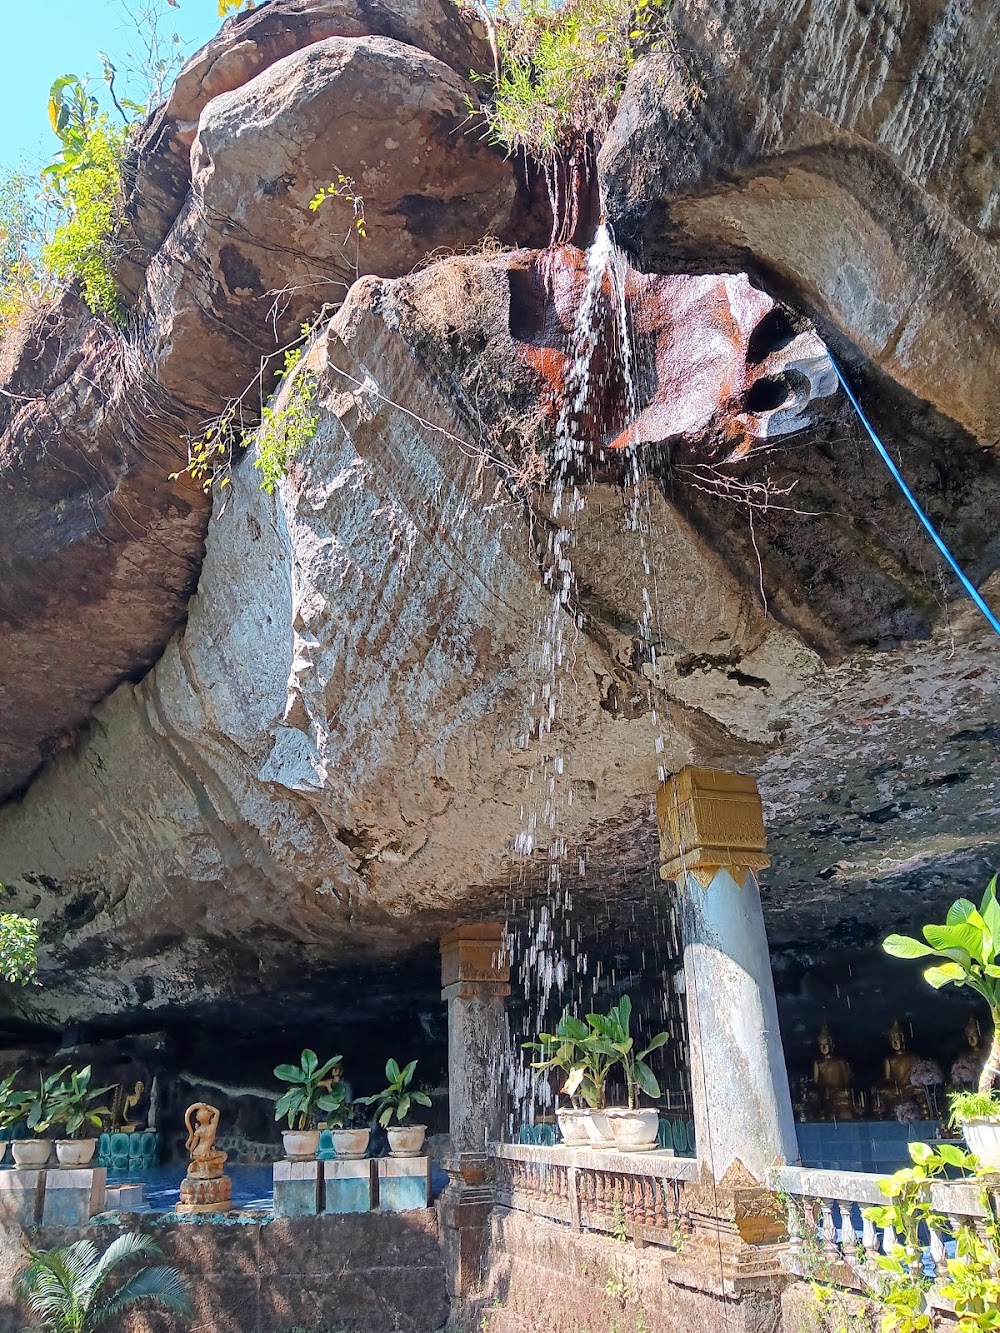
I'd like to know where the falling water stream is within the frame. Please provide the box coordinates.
[502,225,685,1136]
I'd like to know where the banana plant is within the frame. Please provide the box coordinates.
[356,1059,432,1129]
[0,1071,29,1134]
[273,1050,345,1131]
[883,875,1000,1096]
[586,996,669,1110]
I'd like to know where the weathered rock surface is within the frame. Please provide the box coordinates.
[0,252,846,1033]
[599,0,1000,447]
[0,0,525,799]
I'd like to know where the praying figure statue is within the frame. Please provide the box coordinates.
[812,1023,856,1121]
[176,1102,232,1214]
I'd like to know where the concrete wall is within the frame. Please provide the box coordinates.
[0,1212,449,1333]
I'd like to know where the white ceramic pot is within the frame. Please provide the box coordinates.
[581,1110,616,1149]
[556,1107,591,1146]
[282,1128,320,1161]
[331,1128,370,1159]
[962,1119,1000,1170]
[55,1139,98,1167]
[11,1139,52,1169]
[607,1108,660,1152]
[387,1125,427,1158]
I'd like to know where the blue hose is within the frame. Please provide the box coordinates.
[832,358,1000,639]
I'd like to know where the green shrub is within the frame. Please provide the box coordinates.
[472,0,670,163]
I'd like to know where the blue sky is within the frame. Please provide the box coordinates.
[2,0,224,168]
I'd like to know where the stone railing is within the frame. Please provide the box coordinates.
[772,1165,990,1295]
[492,1143,698,1249]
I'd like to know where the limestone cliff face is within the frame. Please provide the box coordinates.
[0,0,998,1053]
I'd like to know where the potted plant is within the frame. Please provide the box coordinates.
[524,1014,592,1145]
[51,1066,114,1167]
[326,1099,371,1160]
[589,996,669,1152]
[565,1019,625,1150]
[12,1068,68,1168]
[883,875,1000,1167]
[356,1059,432,1157]
[0,1071,29,1163]
[274,1049,346,1160]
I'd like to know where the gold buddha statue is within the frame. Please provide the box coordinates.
[873,1018,923,1114]
[812,1023,856,1120]
[951,1013,988,1088]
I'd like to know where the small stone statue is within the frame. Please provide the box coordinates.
[176,1103,232,1214]
[812,1024,856,1121]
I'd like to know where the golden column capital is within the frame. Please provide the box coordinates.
[657,766,771,888]
[440,922,510,998]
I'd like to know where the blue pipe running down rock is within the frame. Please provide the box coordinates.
[832,357,1000,640]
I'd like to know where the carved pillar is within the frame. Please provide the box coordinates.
[658,766,797,1186]
[438,922,510,1299]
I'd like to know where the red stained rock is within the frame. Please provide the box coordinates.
[506,242,838,463]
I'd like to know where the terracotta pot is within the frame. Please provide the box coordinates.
[962,1119,1000,1170]
[55,1139,98,1167]
[331,1128,370,1159]
[387,1125,426,1157]
[606,1108,660,1152]
[11,1139,52,1168]
[581,1110,615,1149]
[281,1129,320,1161]
[556,1107,591,1146]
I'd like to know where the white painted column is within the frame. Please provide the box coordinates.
[659,767,798,1184]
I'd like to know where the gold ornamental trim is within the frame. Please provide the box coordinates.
[657,766,770,884]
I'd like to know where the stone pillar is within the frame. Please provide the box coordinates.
[438,922,510,1299]
[658,766,797,1186]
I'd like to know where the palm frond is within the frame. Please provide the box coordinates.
[87,1232,161,1298]
[91,1265,192,1328]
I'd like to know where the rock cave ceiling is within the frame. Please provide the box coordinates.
[0,0,998,1080]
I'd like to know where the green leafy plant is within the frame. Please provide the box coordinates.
[20,1068,72,1137]
[586,995,668,1109]
[0,1071,30,1134]
[16,1232,191,1333]
[950,1090,1000,1125]
[40,76,128,319]
[174,328,321,497]
[218,0,254,15]
[0,900,39,985]
[356,1059,432,1129]
[470,0,670,163]
[523,1013,592,1106]
[883,876,1000,1098]
[862,1141,1000,1332]
[51,1067,115,1140]
[273,1050,345,1131]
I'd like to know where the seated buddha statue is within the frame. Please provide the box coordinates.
[812,1023,856,1121]
[873,1018,923,1114]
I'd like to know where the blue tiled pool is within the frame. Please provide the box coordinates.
[108,1164,275,1212]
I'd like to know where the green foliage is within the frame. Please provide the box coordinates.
[218,0,254,15]
[526,996,667,1109]
[0,170,55,332]
[21,1068,72,1137]
[0,1071,30,1133]
[0,905,39,985]
[883,876,1000,1095]
[40,77,128,319]
[309,171,367,239]
[586,995,669,1110]
[253,346,320,495]
[471,0,671,162]
[949,1089,1000,1126]
[862,1141,1000,1331]
[355,1058,432,1129]
[50,1066,115,1140]
[16,1232,191,1333]
[175,331,320,497]
[524,1012,592,1106]
[273,1049,345,1131]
